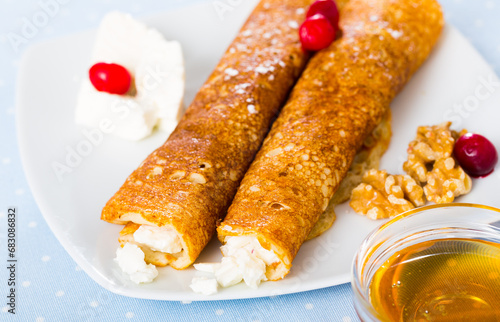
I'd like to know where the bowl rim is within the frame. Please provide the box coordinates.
[373,202,500,234]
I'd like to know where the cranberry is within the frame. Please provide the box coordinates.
[299,14,336,51]
[454,133,498,178]
[306,0,340,30]
[89,62,131,95]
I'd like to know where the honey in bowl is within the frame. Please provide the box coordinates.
[369,238,500,321]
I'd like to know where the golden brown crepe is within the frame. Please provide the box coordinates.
[101,0,320,269]
[218,0,444,280]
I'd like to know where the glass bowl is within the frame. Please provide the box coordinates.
[351,203,500,321]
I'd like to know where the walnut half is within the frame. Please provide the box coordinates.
[403,122,471,204]
[424,157,472,203]
[403,122,457,183]
[350,169,425,220]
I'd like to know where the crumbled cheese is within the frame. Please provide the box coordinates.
[193,263,220,274]
[215,256,244,287]
[190,276,218,295]
[222,236,279,266]
[191,236,280,294]
[133,225,182,253]
[115,243,158,284]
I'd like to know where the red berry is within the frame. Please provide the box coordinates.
[89,62,131,95]
[299,14,336,51]
[454,133,498,178]
[306,0,340,30]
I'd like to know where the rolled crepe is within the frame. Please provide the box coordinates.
[218,0,444,280]
[306,109,391,240]
[101,0,319,269]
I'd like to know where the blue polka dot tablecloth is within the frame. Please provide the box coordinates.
[1,0,499,321]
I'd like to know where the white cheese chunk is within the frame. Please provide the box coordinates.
[193,263,220,274]
[232,248,267,288]
[190,276,218,295]
[192,236,280,293]
[115,243,158,284]
[75,11,185,140]
[133,225,182,254]
[222,236,279,266]
[215,256,243,287]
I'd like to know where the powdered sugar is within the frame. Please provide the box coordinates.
[225,68,239,76]
[247,104,257,114]
[387,28,403,39]
[288,20,299,29]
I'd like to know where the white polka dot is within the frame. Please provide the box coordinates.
[305,303,314,310]
[60,8,70,16]
[2,158,11,164]
[87,12,98,22]
[56,290,64,297]
[125,312,134,319]
[36,318,45,322]
[131,4,142,11]
[342,317,352,322]
[181,300,192,304]
[22,281,30,287]
[215,309,224,316]
[1,306,9,312]
[15,188,24,195]
[475,19,484,28]
[90,301,99,308]
[486,1,495,9]
[44,26,54,34]
[41,255,51,262]
[75,265,82,271]
[28,221,37,228]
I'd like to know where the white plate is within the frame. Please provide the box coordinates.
[17,0,500,301]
